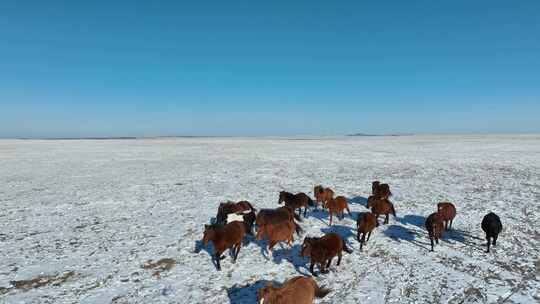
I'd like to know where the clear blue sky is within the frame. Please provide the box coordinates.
[1,0,539,137]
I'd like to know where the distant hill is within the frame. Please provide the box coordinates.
[347,133,413,137]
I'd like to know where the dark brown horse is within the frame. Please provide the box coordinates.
[278,191,314,217]
[437,202,456,230]
[372,181,392,199]
[425,212,444,252]
[202,221,245,270]
[481,212,502,253]
[300,233,352,276]
[325,196,352,226]
[256,206,302,227]
[216,200,256,234]
[368,198,396,225]
[258,276,331,304]
[356,212,377,251]
[313,185,334,209]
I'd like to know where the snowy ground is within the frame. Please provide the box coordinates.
[1,135,539,304]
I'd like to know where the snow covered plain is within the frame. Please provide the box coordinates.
[1,135,539,304]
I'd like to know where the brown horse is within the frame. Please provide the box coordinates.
[202,221,245,270]
[313,185,334,209]
[425,212,444,252]
[437,202,456,230]
[256,220,299,253]
[372,181,392,199]
[256,206,302,228]
[356,212,377,251]
[216,200,256,234]
[258,276,331,304]
[300,233,352,276]
[278,191,314,217]
[368,198,396,225]
[325,196,352,226]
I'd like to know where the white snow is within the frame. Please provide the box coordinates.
[0,135,539,303]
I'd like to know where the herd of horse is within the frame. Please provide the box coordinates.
[201,181,504,303]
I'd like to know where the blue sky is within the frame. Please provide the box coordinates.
[1,1,539,137]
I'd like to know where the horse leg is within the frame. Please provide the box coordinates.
[360,234,365,251]
[234,243,241,262]
[367,231,372,242]
[450,219,453,230]
[430,236,434,252]
[329,212,333,226]
[493,234,498,246]
[444,221,448,230]
[304,206,307,217]
[215,252,222,271]
[310,262,317,276]
[321,261,328,274]
[385,214,389,224]
[486,236,491,253]
[337,253,342,266]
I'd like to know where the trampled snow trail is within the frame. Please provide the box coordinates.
[1,135,539,303]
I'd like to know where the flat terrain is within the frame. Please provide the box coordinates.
[1,135,539,303]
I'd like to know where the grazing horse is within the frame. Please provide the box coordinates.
[258,276,331,304]
[300,233,352,276]
[202,222,245,270]
[216,200,256,235]
[356,212,377,251]
[368,198,396,225]
[481,212,502,253]
[325,196,352,226]
[372,181,392,199]
[313,185,334,209]
[256,219,299,253]
[425,213,444,252]
[437,202,457,230]
[278,191,314,217]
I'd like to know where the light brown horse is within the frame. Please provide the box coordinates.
[326,196,351,226]
[258,276,331,304]
[368,198,396,225]
[216,200,256,234]
[300,233,352,276]
[437,202,456,230]
[313,185,334,209]
[425,212,444,252]
[202,222,245,271]
[356,212,377,251]
[278,191,314,217]
[256,220,299,253]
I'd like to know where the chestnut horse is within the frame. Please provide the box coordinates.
[356,212,377,251]
[216,200,256,234]
[202,222,245,270]
[278,191,314,217]
[256,219,300,253]
[437,202,456,230]
[258,276,331,304]
[313,185,334,209]
[300,233,352,276]
[325,196,352,226]
[425,212,444,252]
[368,198,396,225]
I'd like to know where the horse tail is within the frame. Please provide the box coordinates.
[390,203,396,217]
[342,239,353,254]
[346,205,352,216]
[313,283,331,299]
